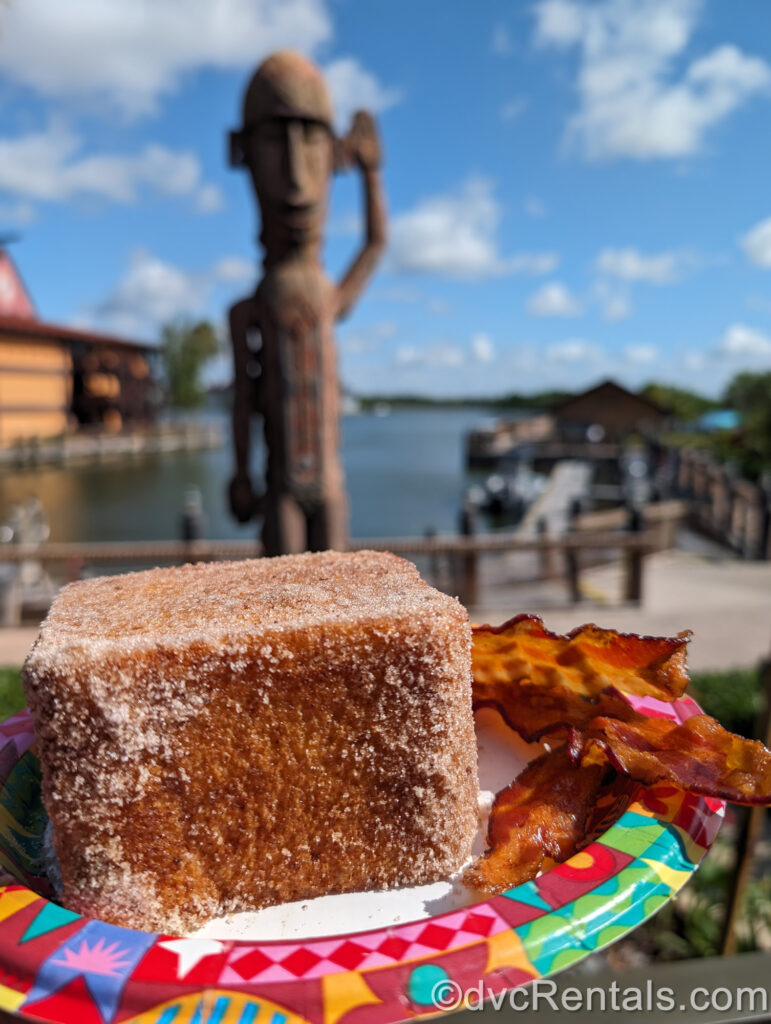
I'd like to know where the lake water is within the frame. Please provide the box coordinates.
[0,408,495,543]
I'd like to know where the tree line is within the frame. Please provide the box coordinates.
[158,318,771,478]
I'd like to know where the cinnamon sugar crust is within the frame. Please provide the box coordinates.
[22,550,478,934]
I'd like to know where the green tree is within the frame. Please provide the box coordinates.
[640,382,717,422]
[723,370,771,474]
[161,319,220,409]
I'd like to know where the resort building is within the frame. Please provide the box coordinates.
[552,380,666,443]
[0,250,159,445]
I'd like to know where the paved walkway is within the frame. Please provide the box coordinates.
[0,628,37,666]
[2,549,770,674]
[470,548,771,673]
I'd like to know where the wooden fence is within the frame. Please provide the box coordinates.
[573,498,686,550]
[675,449,771,559]
[0,528,661,621]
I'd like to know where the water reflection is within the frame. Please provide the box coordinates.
[0,409,489,542]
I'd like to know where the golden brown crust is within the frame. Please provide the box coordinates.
[23,551,478,934]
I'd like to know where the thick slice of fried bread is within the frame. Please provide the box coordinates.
[23,550,478,933]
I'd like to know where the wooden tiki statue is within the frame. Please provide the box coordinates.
[227,51,386,554]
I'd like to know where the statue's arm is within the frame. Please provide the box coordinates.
[228,296,261,523]
[335,112,386,321]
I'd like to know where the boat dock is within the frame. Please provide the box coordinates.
[517,459,592,536]
[0,420,224,468]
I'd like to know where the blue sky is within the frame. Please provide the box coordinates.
[2,0,771,398]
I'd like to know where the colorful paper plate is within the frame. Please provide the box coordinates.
[0,695,723,1023]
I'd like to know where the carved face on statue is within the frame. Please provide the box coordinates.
[233,51,335,249]
[246,116,333,245]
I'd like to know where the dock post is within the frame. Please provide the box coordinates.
[458,503,479,608]
[181,487,204,563]
[424,526,439,586]
[758,481,771,560]
[460,543,479,609]
[565,548,581,603]
[537,516,555,579]
[624,505,644,605]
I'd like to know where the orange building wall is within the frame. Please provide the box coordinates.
[0,334,71,444]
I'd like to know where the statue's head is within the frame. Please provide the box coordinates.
[231,51,335,249]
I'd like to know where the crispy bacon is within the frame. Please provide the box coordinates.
[463,745,610,892]
[471,615,690,740]
[467,615,771,896]
[574,713,771,806]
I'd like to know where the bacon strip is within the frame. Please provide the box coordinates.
[467,616,771,896]
[471,615,690,740]
[464,745,610,892]
[574,713,771,805]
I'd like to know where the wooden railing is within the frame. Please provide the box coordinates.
[0,529,659,614]
[673,449,771,559]
[573,498,686,551]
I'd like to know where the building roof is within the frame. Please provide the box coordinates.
[0,314,155,353]
[0,250,36,319]
[553,378,665,419]
[0,250,153,353]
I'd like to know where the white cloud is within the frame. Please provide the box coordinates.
[533,0,771,161]
[683,351,706,372]
[374,286,454,316]
[389,178,558,279]
[595,247,679,283]
[374,322,398,339]
[504,253,558,274]
[427,297,453,316]
[394,345,420,365]
[328,211,363,238]
[340,321,396,355]
[501,97,529,121]
[546,339,601,363]
[527,281,583,317]
[524,196,547,218]
[92,250,203,335]
[377,285,423,303]
[347,336,730,398]
[603,295,631,321]
[0,121,218,210]
[471,333,495,362]
[195,184,225,214]
[0,0,333,117]
[323,58,402,130]
[714,323,771,359]
[741,216,771,268]
[534,0,585,47]
[212,256,253,283]
[89,249,252,337]
[392,333,496,372]
[625,344,657,364]
[395,343,465,369]
[594,280,632,321]
[492,23,513,56]
[0,200,36,226]
[341,335,376,356]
